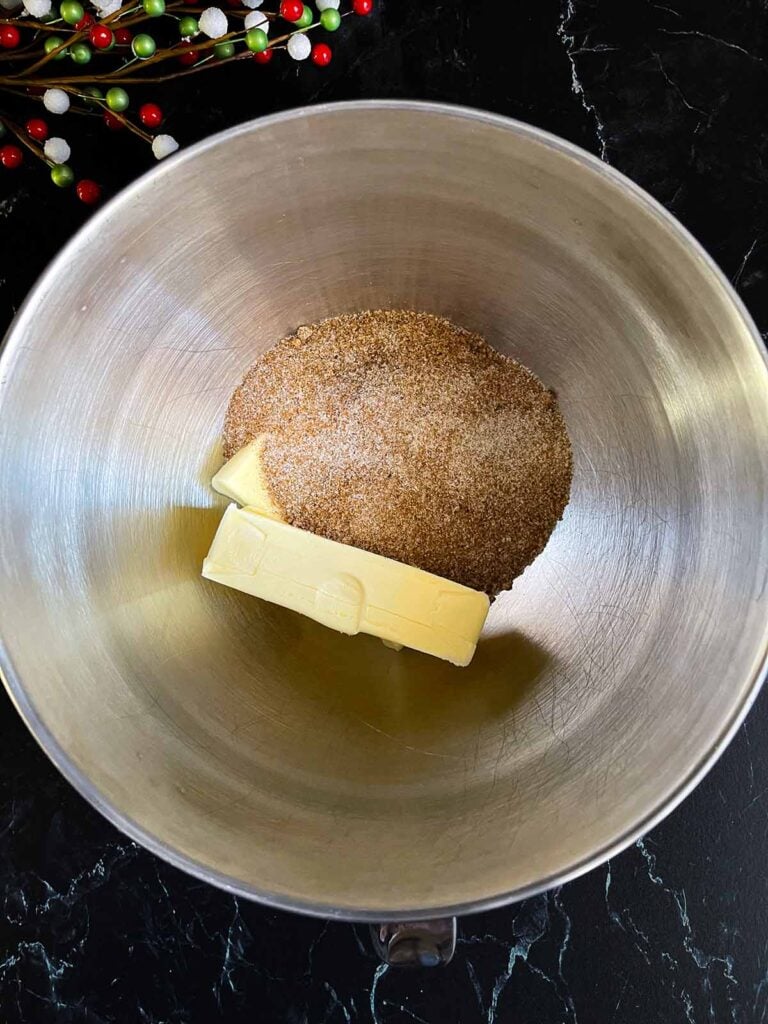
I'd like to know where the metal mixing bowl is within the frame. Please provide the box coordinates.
[1,102,767,951]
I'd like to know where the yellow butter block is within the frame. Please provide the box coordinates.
[203,505,489,667]
[211,437,283,520]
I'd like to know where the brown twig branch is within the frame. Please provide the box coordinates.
[0,7,351,95]
[91,98,152,140]
[1,113,49,163]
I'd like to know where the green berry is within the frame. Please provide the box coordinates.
[132,32,156,58]
[245,27,268,51]
[142,0,165,16]
[214,40,235,58]
[320,7,340,30]
[105,86,129,112]
[51,163,74,187]
[44,36,68,60]
[70,41,91,63]
[60,0,84,22]
[82,85,103,106]
[296,3,313,28]
[178,15,198,36]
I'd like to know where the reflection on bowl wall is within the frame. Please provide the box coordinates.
[0,102,766,920]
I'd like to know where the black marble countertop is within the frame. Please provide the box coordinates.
[2,1,768,1021]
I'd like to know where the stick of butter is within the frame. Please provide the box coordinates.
[203,505,489,667]
[211,437,283,520]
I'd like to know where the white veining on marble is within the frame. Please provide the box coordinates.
[557,0,610,160]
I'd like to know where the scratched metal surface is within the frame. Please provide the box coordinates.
[1,1,768,1021]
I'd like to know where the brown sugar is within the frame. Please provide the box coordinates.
[223,310,572,594]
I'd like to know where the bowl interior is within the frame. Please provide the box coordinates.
[1,103,766,916]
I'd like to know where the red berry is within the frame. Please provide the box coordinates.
[225,0,241,7]
[139,102,163,128]
[279,0,303,22]
[103,111,124,131]
[253,47,272,63]
[311,42,331,66]
[178,48,197,65]
[25,118,49,141]
[75,12,94,29]
[89,24,114,49]
[76,179,101,204]
[0,24,21,48]
[352,0,372,13]
[114,26,132,43]
[0,145,23,169]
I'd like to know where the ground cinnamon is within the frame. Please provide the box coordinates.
[223,310,572,594]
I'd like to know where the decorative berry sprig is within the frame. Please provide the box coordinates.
[0,0,373,203]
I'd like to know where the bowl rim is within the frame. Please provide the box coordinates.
[2,98,767,922]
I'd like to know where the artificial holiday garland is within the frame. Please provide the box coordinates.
[0,0,373,203]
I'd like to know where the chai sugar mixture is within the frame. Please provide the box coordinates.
[224,310,572,594]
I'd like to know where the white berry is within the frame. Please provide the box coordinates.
[316,0,339,9]
[242,0,262,7]
[44,137,71,164]
[92,0,120,13]
[152,134,179,161]
[0,0,23,10]
[43,89,70,115]
[22,0,51,15]
[198,6,228,37]
[244,9,268,30]
[287,31,311,60]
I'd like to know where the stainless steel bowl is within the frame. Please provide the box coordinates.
[1,103,767,943]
